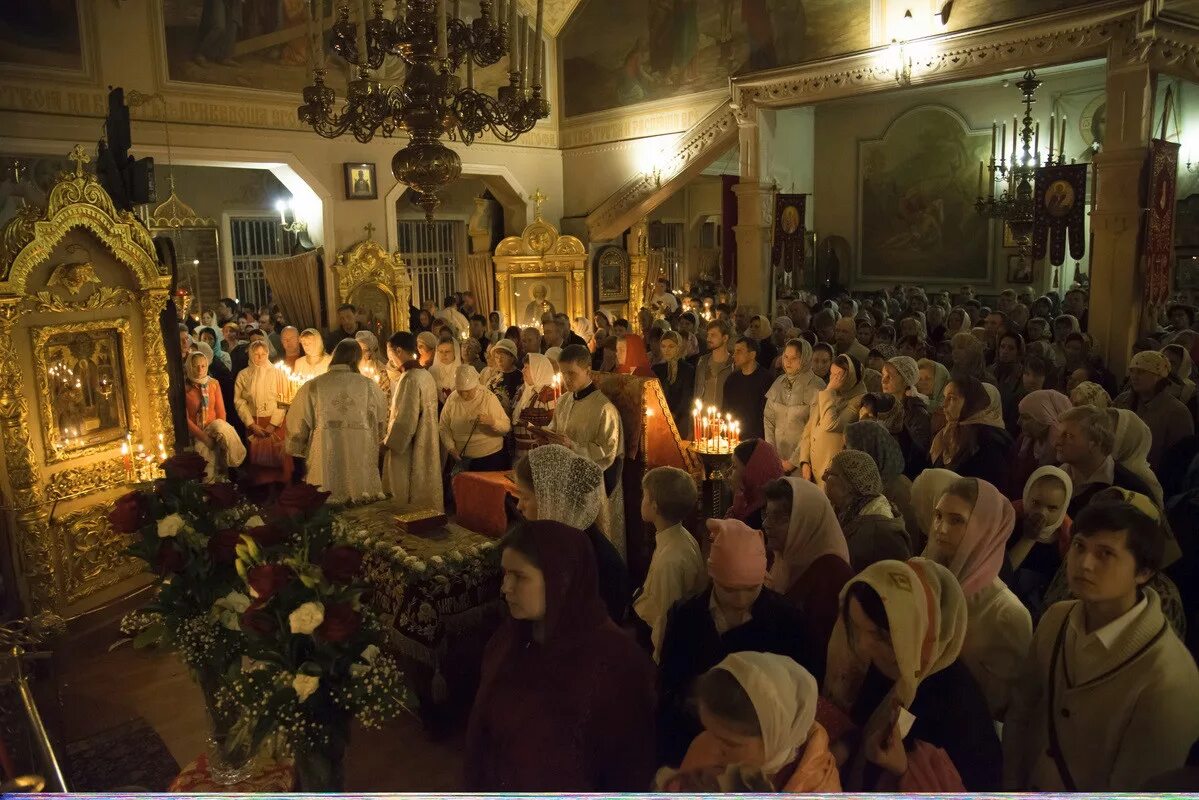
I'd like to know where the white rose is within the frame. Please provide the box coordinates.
[360,644,380,664]
[216,591,251,614]
[245,515,265,528]
[156,513,186,538]
[288,601,325,635]
[292,673,320,702]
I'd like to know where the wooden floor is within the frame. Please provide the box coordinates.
[50,602,466,792]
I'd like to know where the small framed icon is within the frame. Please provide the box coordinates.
[343,162,378,200]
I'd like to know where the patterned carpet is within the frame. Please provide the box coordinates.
[64,716,179,791]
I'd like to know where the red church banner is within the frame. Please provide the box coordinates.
[1145,138,1180,307]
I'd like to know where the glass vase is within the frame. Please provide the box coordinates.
[292,736,347,792]
[198,671,255,786]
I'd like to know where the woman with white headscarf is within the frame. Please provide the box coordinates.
[1108,407,1165,506]
[511,352,558,458]
[439,364,510,473]
[429,334,463,404]
[354,330,391,396]
[292,328,331,380]
[511,444,629,623]
[822,558,1002,791]
[1004,466,1073,620]
[657,653,839,792]
[233,340,291,485]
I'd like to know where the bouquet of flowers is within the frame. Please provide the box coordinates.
[115,452,263,775]
[217,483,413,791]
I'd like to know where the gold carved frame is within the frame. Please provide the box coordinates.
[0,146,172,617]
[31,318,141,465]
[494,192,587,328]
[332,238,413,336]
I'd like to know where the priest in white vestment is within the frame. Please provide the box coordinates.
[285,340,388,504]
[383,331,444,512]
[542,344,626,558]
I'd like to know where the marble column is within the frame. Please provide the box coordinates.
[734,110,773,315]
[1088,57,1155,376]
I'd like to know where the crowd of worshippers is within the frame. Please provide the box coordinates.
[174,282,1199,792]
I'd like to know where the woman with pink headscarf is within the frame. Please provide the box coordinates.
[1012,389,1073,491]
[922,476,1031,720]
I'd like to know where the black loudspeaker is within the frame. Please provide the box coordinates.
[131,157,156,205]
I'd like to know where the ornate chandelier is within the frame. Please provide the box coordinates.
[975,71,1064,272]
[298,0,550,220]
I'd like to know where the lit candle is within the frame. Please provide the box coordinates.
[990,121,996,162]
[1011,115,1018,163]
[999,122,1006,167]
[1060,115,1067,158]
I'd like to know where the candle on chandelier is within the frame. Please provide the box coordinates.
[533,0,543,83]
[358,0,369,60]
[1060,115,1067,159]
[999,122,1006,167]
[519,23,528,87]
[305,0,316,72]
[508,5,519,71]
[990,121,996,162]
[1048,113,1055,163]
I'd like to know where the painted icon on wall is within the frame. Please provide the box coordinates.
[343,162,377,200]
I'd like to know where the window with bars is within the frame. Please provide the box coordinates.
[656,222,684,286]
[398,220,460,306]
[227,216,295,309]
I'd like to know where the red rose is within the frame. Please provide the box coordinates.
[162,452,207,481]
[240,599,275,636]
[207,529,243,564]
[246,563,293,601]
[274,484,331,517]
[205,482,240,510]
[246,523,287,548]
[320,546,363,584]
[108,491,151,534]
[315,603,362,643]
[155,542,185,574]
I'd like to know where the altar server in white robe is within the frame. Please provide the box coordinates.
[383,331,444,512]
[543,344,626,558]
[286,339,388,504]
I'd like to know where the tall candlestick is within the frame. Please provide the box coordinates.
[990,121,996,162]
[519,23,528,86]
[1048,113,1055,163]
[977,162,983,197]
[533,0,543,84]
[436,0,448,59]
[359,0,370,62]
[1060,115,1067,159]
[1012,116,1018,163]
[508,5,519,71]
[999,123,1006,167]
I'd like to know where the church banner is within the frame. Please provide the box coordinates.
[1145,138,1181,307]
[771,193,807,287]
[1032,163,1088,266]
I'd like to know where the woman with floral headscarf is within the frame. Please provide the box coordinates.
[658,653,839,792]
[846,419,914,527]
[511,445,629,623]
[822,449,911,571]
[822,558,1002,791]
[511,353,558,458]
[1069,380,1110,409]
[921,477,1031,720]
[464,521,655,791]
[799,354,867,487]
[875,356,932,478]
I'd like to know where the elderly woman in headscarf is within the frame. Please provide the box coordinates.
[416,330,439,368]
[1115,350,1195,470]
[821,449,911,571]
[511,352,558,458]
[233,339,291,485]
[1163,343,1197,407]
[917,357,950,413]
[1109,407,1165,506]
[439,364,511,474]
[930,376,1014,495]
[658,653,839,793]
[747,314,778,369]
[195,325,232,370]
[821,558,1002,790]
[846,419,913,527]
[1004,466,1073,620]
[1013,389,1073,490]
[799,354,867,487]
[511,445,628,623]
[945,306,973,339]
[653,331,696,439]
[354,330,391,396]
[184,349,247,482]
[1051,313,1082,365]
[464,521,655,792]
[429,334,463,403]
[872,356,933,478]
[1070,380,1111,409]
[615,333,654,376]
[764,338,824,472]
[921,477,1031,720]
[761,475,852,665]
[726,439,785,531]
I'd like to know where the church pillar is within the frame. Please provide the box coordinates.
[734,110,773,314]
[1088,57,1155,377]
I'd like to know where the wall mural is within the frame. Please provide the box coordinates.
[0,1,82,70]
[942,0,1100,33]
[858,106,990,282]
[560,0,869,118]
[162,0,523,96]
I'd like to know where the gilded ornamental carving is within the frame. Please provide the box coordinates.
[494,190,588,328]
[333,238,413,341]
